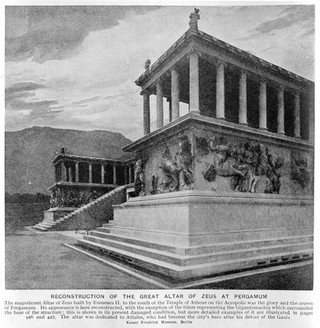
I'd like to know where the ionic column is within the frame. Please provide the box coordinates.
[156,81,164,128]
[61,162,67,182]
[259,80,267,130]
[143,92,150,135]
[88,163,92,183]
[55,165,59,182]
[171,68,180,120]
[189,51,200,113]
[277,86,285,134]
[167,98,172,122]
[309,90,314,143]
[113,165,117,185]
[294,92,301,138]
[239,71,247,125]
[124,166,128,184]
[68,166,73,182]
[75,162,79,182]
[216,61,225,119]
[128,165,132,184]
[101,164,105,184]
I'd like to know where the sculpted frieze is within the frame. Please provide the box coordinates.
[50,188,104,208]
[158,136,194,193]
[134,159,146,196]
[291,151,311,189]
[198,136,284,194]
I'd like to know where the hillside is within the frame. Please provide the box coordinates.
[5,126,132,194]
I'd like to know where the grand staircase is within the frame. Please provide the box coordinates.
[77,222,313,282]
[32,184,130,232]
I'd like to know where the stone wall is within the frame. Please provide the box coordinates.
[134,121,313,197]
[54,185,127,231]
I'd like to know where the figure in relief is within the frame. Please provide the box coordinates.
[291,151,310,189]
[199,136,284,194]
[177,136,194,190]
[265,152,284,194]
[134,159,146,196]
[159,146,180,192]
[150,174,159,195]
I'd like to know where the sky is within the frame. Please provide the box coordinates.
[5,4,315,141]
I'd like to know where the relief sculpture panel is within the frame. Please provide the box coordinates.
[154,135,194,193]
[196,135,284,194]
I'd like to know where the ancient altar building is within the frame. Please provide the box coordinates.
[50,148,135,208]
[136,21,313,142]
[33,149,135,231]
[73,10,314,285]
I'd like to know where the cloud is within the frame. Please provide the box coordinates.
[5,81,47,107]
[7,99,58,111]
[71,95,101,106]
[5,6,160,63]
[5,6,314,141]
[238,5,314,41]
[6,81,46,95]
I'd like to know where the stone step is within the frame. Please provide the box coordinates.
[39,221,57,227]
[90,229,181,253]
[77,238,313,280]
[81,234,313,266]
[33,225,49,231]
[88,229,313,256]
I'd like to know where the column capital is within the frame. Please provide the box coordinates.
[188,46,200,56]
[259,78,267,85]
[170,65,179,73]
[215,59,226,68]
[240,69,247,76]
[140,89,152,96]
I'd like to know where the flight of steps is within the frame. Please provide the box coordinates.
[77,224,313,282]
[32,185,130,232]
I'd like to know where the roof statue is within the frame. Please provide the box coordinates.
[189,8,200,30]
[144,59,151,70]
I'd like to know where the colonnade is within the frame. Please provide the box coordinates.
[142,52,304,139]
[57,161,134,185]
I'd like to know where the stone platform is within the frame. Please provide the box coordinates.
[44,207,76,221]
[77,191,313,282]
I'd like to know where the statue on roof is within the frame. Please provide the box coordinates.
[189,8,200,30]
[144,59,151,70]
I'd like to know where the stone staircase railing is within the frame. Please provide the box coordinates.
[33,184,132,231]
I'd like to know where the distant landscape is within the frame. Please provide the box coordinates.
[5,126,132,232]
[5,126,132,195]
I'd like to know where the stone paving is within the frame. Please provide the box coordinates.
[5,230,157,289]
[5,229,313,290]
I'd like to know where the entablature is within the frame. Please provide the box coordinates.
[136,29,313,95]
